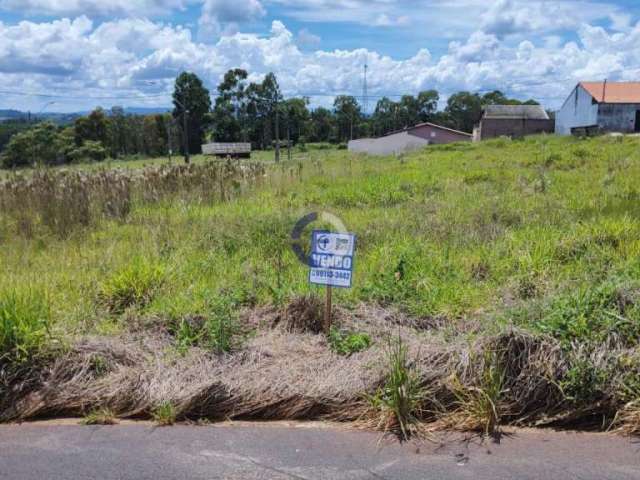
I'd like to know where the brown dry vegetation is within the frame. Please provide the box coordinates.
[1,301,635,437]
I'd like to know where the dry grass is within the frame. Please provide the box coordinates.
[0,160,266,237]
[2,302,637,435]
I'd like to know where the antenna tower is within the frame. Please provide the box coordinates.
[363,59,369,116]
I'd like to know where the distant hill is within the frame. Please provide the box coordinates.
[0,109,25,121]
[0,106,172,125]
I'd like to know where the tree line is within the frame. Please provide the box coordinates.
[0,69,542,168]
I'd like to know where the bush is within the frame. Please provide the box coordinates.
[0,123,65,168]
[98,259,165,314]
[152,401,177,426]
[0,288,52,363]
[328,327,371,356]
[69,141,107,163]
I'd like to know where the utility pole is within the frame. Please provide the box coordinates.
[166,118,173,164]
[275,97,280,163]
[350,114,354,141]
[183,110,190,164]
[287,118,291,162]
[363,60,369,116]
[173,97,190,164]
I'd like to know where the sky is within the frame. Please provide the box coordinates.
[1,0,640,113]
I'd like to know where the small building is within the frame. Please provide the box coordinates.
[348,122,471,156]
[202,142,252,158]
[555,82,640,136]
[475,105,554,140]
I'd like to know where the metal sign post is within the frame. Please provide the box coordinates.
[309,231,356,333]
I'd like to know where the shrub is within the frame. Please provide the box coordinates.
[328,327,371,356]
[69,141,107,163]
[81,408,118,425]
[152,401,177,426]
[0,288,52,363]
[98,259,165,314]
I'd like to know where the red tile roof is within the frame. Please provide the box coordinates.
[580,82,640,104]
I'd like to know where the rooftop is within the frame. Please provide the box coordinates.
[382,122,472,138]
[483,104,550,120]
[580,82,640,104]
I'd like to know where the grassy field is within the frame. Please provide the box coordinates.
[1,134,640,435]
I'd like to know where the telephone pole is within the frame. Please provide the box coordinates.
[173,97,190,164]
[183,109,190,164]
[275,97,280,163]
[362,61,369,116]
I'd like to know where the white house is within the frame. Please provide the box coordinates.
[556,82,640,135]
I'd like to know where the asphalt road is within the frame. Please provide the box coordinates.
[0,421,639,480]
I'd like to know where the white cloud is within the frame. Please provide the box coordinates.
[296,28,320,47]
[0,0,188,16]
[198,0,265,38]
[1,15,640,113]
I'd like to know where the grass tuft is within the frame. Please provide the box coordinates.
[81,408,119,425]
[366,335,424,441]
[98,259,165,314]
[328,327,371,356]
[152,401,177,426]
[0,288,52,363]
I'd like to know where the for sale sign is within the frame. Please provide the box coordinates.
[309,231,356,288]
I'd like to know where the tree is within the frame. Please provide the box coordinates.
[212,69,249,142]
[444,92,483,133]
[372,97,399,136]
[1,122,66,167]
[107,106,128,157]
[282,97,310,145]
[334,95,362,142]
[309,107,335,143]
[173,72,212,159]
[74,108,109,147]
[416,90,439,121]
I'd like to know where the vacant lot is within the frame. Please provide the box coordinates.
[1,135,639,436]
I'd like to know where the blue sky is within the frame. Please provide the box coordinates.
[1,0,640,112]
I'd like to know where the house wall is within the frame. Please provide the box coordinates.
[479,118,555,140]
[348,131,431,156]
[555,84,600,135]
[598,104,640,133]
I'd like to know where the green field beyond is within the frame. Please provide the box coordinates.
[2,135,640,343]
[3,135,640,435]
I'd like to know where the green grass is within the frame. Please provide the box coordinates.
[152,401,177,426]
[81,408,119,425]
[328,327,372,356]
[2,135,640,353]
[366,335,424,440]
[0,287,52,363]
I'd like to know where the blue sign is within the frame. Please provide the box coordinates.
[309,231,356,288]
